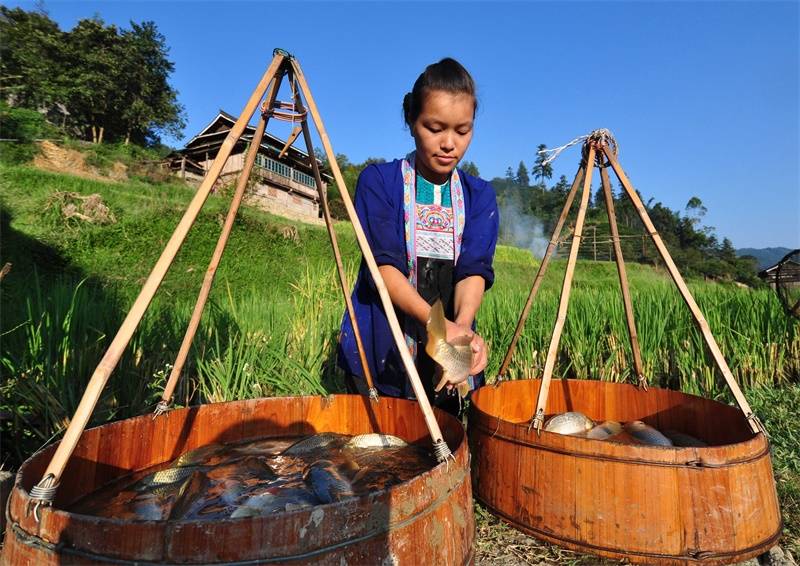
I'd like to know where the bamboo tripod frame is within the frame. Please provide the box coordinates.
[30,50,452,510]
[498,132,760,435]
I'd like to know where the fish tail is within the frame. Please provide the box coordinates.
[425,299,447,359]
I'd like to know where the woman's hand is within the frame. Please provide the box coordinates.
[468,332,488,375]
[445,321,488,376]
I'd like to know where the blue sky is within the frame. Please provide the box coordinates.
[10,1,799,249]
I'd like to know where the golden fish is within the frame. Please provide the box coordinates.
[425,299,473,398]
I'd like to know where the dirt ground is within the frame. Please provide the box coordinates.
[33,140,128,181]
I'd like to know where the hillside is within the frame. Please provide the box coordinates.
[737,246,794,270]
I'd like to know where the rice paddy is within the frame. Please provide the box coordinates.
[1,162,798,555]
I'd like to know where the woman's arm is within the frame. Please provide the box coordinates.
[454,275,488,375]
[379,265,488,377]
[377,265,468,342]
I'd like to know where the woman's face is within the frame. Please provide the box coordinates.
[411,90,474,184]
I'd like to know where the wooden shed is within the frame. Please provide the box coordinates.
[758,258,800,289]
[166,111,331,223]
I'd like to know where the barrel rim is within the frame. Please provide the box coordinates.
[470,379,768,464]
[8,394,471,561]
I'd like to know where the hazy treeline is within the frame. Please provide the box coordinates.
[0,6,184,146]
[492,148,761,283]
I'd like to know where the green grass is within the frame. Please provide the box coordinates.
[1,160,798,554]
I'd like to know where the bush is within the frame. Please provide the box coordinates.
[0,102,58,164]
[0,102,53,142]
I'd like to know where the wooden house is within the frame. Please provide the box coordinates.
[758,255,800,289]
[166,111,330,223]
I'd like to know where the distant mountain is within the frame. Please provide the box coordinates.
[736,247,793,270]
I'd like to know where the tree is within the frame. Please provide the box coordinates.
[0,7,67,110]
[532,143,553,185]
[684,196,707,225]
[552,174,570,197]
[1,8,184,145]
[63,17,121,143]
[505,166,515,183]
[516,161,530,187]
[460,160,480,177]
[118,21,185,145]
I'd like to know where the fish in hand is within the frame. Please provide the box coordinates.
[425,299,473,398]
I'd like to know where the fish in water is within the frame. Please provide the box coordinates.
[168,470,210,520]
[544,412,595,436]
[425,299,473,398]
[303,459,355,504]
[137,465,200,491]
[230,488,319,518]
[346,434,408,449]
[586,421,623,440]
[624,421,674,446]
[663,430,707,447]
[283,433,348,456]
[70,433,436,521]
[171,444,226,467]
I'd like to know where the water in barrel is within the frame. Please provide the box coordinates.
[71,433,436,521]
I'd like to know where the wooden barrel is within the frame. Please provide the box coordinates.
[469,379,781,565]
[3,395,474,565]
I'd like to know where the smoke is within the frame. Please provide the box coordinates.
[498,197,550,259]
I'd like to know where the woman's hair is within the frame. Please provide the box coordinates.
[402,58,477,127]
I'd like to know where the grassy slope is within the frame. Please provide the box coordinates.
[1,162,797,556]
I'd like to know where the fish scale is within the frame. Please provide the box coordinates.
[425,299,473,397]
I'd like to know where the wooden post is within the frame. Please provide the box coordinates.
[157,71,286,413]
[531,146,596,432]
[290,58,451,460]
[602,145,760,433]
[600,164,645,387]
[497,165,585,380]
[30,53,287,504]
[279,126,302,159]
[180,156,186,179]
[292,83,379,401]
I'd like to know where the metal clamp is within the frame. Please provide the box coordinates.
[368,388,380,403]
[528,408,545,435]
[432,438,454,467]
[272,48,294,59]
[152,399,170,418]
[29,474,58,523]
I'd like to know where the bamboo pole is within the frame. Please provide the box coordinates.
[602,145,760,434]
[531,146,596,432]
[291,84,378,402]
[30,54,286,504]
[289,58,451,460]
[156,73,286,413]
[599,164,646,388]
[496,165,585,381]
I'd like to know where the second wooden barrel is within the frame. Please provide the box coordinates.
[469,379,781,565]
[3,395,474,565]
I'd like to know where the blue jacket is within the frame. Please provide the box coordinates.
[337,159,499,398]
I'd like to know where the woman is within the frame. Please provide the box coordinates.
[338,57,499,412]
